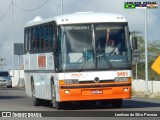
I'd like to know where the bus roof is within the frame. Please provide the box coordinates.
[25,12,127,28]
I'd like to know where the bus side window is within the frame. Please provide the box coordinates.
[28,28,31,51]
[24,29,29,52]
[41,26,44,50]
[31,28,36,51]
[42,25,46,50]
[33,28,36,51]
[30,28,33,51]
[44,25,49,50]
[34,27,37,50]
[49,24,53,49]
[37,26,41,51]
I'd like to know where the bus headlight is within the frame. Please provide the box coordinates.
[114,77,129,82]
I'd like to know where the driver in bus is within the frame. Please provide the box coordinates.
[105,30,119,55]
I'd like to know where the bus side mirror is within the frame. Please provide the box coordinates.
[132,37,138,50]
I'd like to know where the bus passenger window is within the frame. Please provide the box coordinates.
[28,29,31,51]
[40,26,44,50]
[24,29,29,52]
[49,24,54,49]
[31,28,36,51]
[43,26,45,50]
[37,27,41,50]
[44,25,49,50]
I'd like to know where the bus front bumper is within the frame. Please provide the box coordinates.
[59,82,131,102]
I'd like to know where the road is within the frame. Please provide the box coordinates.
[0,87,160,119]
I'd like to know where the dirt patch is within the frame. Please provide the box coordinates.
[132,89,160,98]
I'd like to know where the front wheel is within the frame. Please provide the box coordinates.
[51,80,61,109]
[52,95,63,109]
[32,93,41,106]
[31,81,41,106]
[55,101,63,109]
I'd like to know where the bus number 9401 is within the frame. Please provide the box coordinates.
[117,71,128,77]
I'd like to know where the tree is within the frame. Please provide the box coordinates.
[132,33,160,80]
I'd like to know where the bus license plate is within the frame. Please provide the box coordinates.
[91,90,103,94]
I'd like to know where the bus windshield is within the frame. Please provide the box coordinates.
[58,23,131,72]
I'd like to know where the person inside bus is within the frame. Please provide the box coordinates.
[105,30,119,55]
[118,32,127,55]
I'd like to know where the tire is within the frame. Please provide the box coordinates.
[31,81,41,106]
[51,79,64,110]
[55,101,63,110]
[52,95,63,110]
[7,85,12,88]
[51,79,57,108]
[32,93,41,106]
[112,99,123,108]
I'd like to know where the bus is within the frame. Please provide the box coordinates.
[24,12,135,109]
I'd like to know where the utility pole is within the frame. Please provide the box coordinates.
[61,0,63,15]
[11,1,14,77]
[144,6,148,94]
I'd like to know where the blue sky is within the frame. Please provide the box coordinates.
[0,0,159,70]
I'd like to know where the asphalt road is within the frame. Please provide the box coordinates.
[0,87,160,120]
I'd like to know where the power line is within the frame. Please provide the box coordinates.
[0,0,50,21]
[13,0,50,11]
[0,4,12,21]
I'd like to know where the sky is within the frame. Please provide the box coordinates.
[0,0,159,70]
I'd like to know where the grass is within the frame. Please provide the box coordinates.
[132,89,160,99]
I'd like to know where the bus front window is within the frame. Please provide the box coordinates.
[95,23,131,69]
[58,23,132,72]
[59,25,95,71]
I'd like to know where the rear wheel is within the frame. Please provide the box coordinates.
[112,99,123,108]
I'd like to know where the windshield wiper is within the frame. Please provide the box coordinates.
[97,54,115,69]
[78,59,88,72]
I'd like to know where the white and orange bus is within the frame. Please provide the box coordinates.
[24,12,134,109]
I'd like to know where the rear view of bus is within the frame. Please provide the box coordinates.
[24,12,133,109]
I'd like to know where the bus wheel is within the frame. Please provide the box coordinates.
[55,102,62,110]
[51,80,61,109]
[52,95,62,109]
[7,85,12,88]
[32,93,41,106]
[112,99,122,108]
[31,82,41,106]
